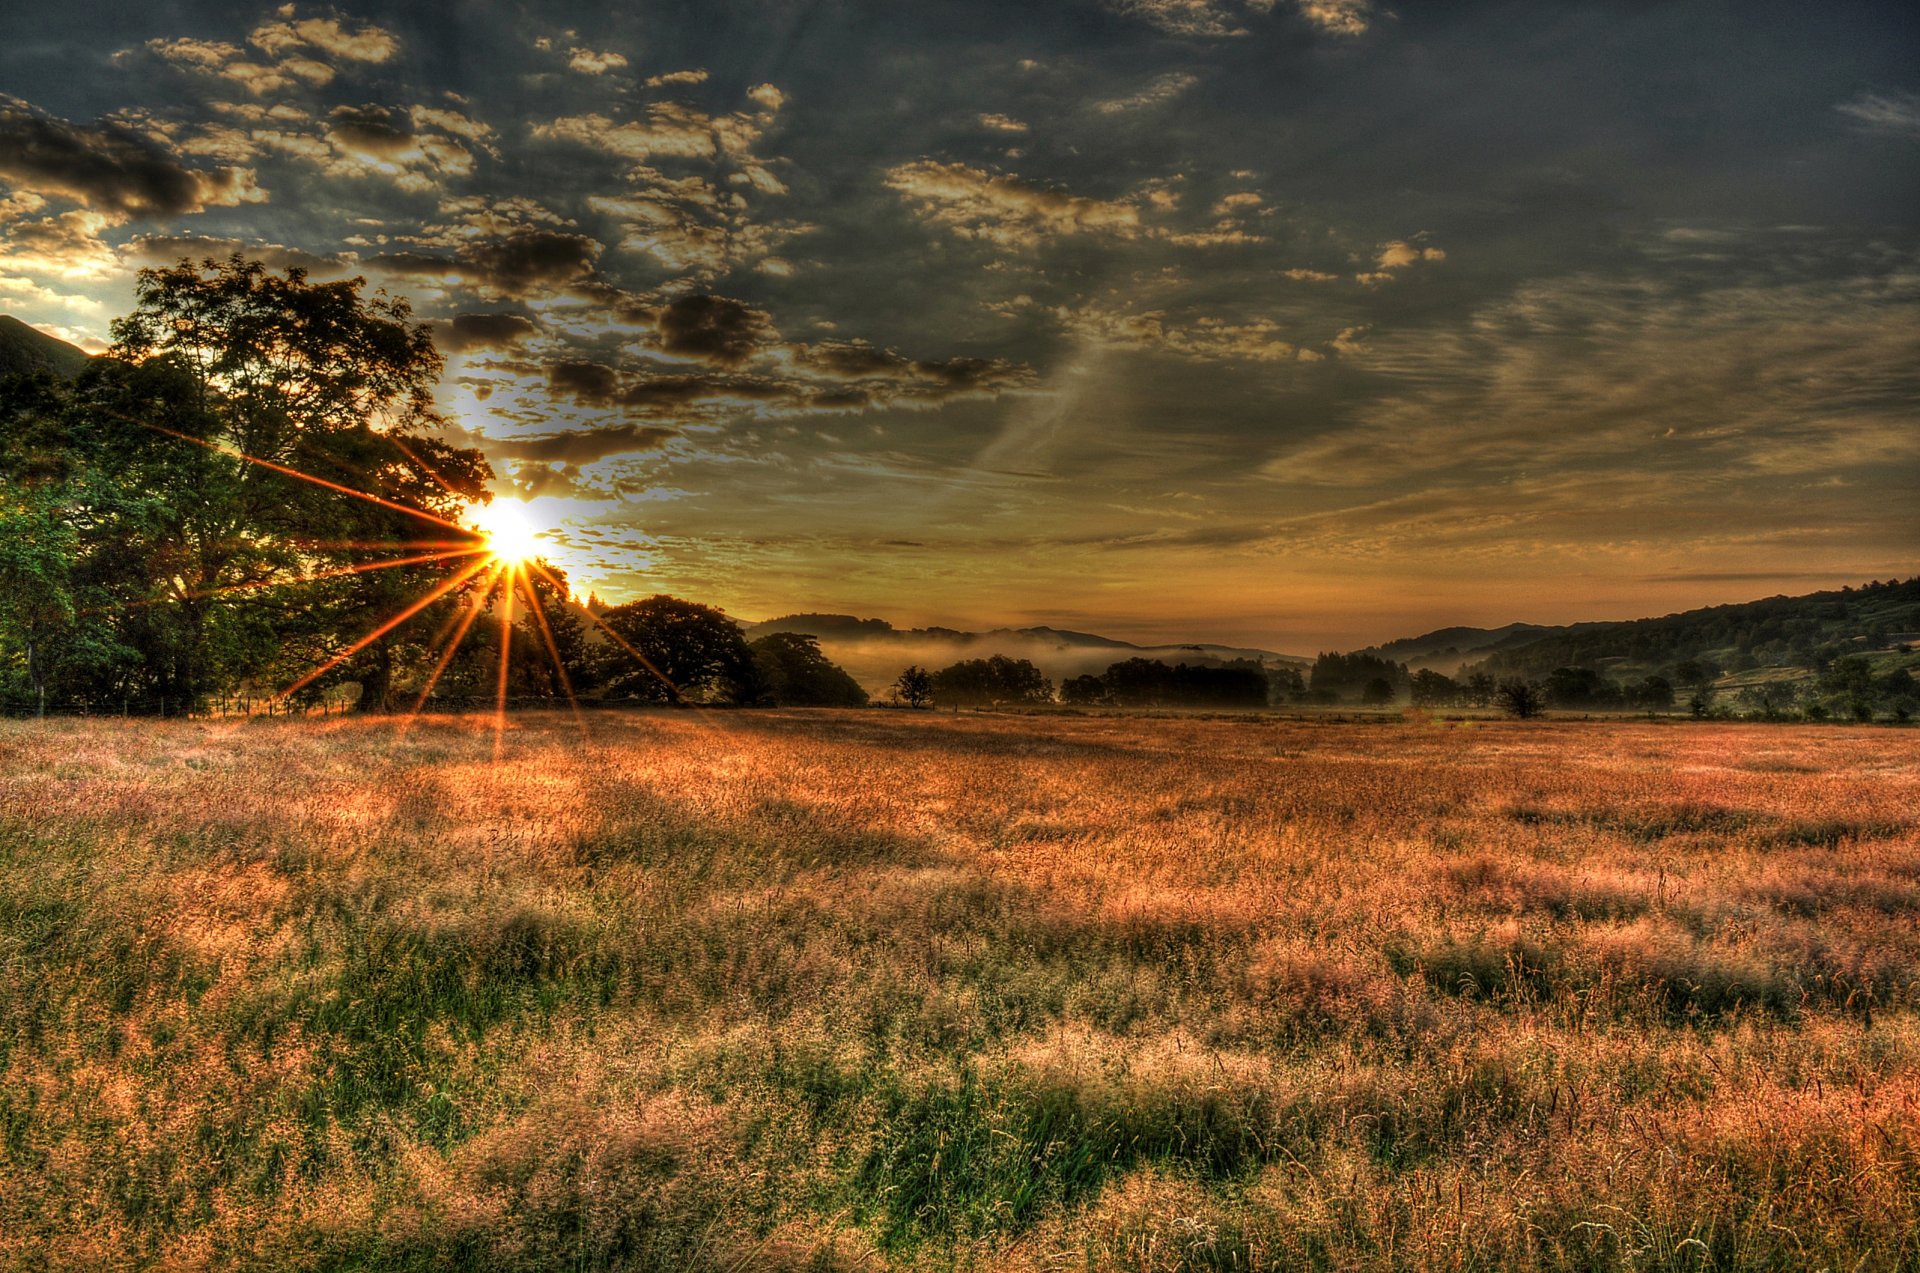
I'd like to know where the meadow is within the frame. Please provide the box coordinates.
[0,710,1916,1271]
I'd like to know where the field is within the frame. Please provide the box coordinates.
[1,711,1917,1271]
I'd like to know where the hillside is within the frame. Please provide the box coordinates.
[1462,577,1920,682]
[0,316,91,380]
[1363,621,1600,675]
[745,613,1306,693]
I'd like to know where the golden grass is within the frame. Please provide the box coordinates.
[0,711,1916,1270]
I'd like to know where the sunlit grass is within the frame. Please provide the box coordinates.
[0,712,1915,1269]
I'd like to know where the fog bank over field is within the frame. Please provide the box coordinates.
[743,614,1308,695]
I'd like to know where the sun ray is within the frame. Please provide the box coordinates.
[516,566,587,734]
[276,555,493,702]
[528,560,702,712]
[130,415,476,536]
[493,561,516,760]
[400,561,503,733]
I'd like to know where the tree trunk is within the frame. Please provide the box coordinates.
[355,640,395,714]
[26,637,44,718]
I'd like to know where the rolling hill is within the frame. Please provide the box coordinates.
[0,316,92,381]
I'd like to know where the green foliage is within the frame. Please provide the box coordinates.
[0,258,498,713]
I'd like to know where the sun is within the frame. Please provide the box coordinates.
[471,499,544,566]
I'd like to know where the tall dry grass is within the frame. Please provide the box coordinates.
[0,711,1915,1269]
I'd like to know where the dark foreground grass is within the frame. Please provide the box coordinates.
[1,711,1917,1270]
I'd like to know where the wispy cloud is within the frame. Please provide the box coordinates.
[1835,89,1920,139]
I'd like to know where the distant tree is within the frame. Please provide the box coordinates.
[1463,671,1496,707]
[1409,668,1458,707]
[1671,658,1717,687]
[1060,673,1108,706]
[1361,676,1396,706]
[1632,675,1674,711]
[892,664,934,709]
[749,632,868,707]
[1495,679,1545,719]
[930,655,1053,707]
[1100,657,1176,707]
[1688,684,1716,719]
[1265,664,1306,703]
[1544,667,1617,710]
[596,594,754,703]
[1309,651,1409,703]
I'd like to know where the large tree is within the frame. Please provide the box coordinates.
[103,256,494,710]
[596,595,755,703]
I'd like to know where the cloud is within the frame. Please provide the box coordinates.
[979,113,1029,133]
[1046,300,1312,362]
[1105,0,1261,38]
[0,209,119,278]
[120,232,353,275]
[369,228,604,298]
[486,423,675,465]
[1267,259,1920,488]
[1356,238,1445,284]
[535,106,719,162]
[1835,90,1920,140]
[140,36,334,95]
[1296,0,1372,35]
[1094,72,1200,114]
[884,160,1142,246]
[247,11,399,63]
[646,69,709,88]
[588,185,808,276]
[0,99,263,219]
[434,312,541,352]
[795,341,1031,395]
[568,48,629,75]
[655,293,777,365]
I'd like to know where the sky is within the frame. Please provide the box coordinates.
[0,0,1915,652]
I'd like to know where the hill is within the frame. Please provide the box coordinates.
[745,613,1307,693]
[0,316,92,380]
[1462,577,1920,683]
[1362,621,1602,675]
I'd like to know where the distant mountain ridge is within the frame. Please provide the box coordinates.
[0,316,92,381]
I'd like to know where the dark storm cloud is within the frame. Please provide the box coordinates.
[0,99,257,218]
[434,312,539,352]
[655,294,776,366]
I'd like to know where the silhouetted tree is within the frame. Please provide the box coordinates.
[1060,674,1108,706]
[1409,668,1458,707]
[930,655,1053,707]
[749,632,868,706]
[892,665,934,708]
[1496,679,1545,719]
[596,595,754,703]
